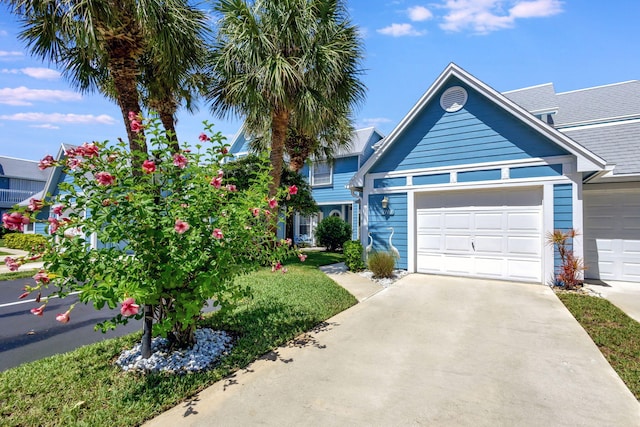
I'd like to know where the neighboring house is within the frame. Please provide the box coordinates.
[0,156,49,224]
[350,63,639,284]
[227,126,384,245]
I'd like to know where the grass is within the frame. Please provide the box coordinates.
[557,292,640,399]
[0,269,41,281]
[0,252,355,427]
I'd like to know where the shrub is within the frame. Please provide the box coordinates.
[546,229,585,290]
[344,240,365,271]
[4,233,47,252]
[368,251,396,278]
[315,216,351,252]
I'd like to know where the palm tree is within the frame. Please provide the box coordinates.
[6,0,209,156]
[206,0,366,195]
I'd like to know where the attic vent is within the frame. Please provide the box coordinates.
[440,86,468,112]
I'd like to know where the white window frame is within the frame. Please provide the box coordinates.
[311,161,333,186]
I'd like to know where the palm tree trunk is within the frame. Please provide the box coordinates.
[269,109,290,197]
[158,108,180,154]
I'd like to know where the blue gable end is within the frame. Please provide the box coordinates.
[312,156,358,204]
[371,78,569,174]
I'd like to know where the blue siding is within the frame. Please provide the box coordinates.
[228,132,251,156]
[457,169,501,183]
[553,183,574,274]
[361,131,383,166]
[374,177,406,189]
[413,173,450,185]
[368,193,408,269]
[371,78,568,174]
[511,164,562,179]
[313,157,358,203]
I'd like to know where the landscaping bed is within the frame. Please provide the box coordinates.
[0,253,355,427]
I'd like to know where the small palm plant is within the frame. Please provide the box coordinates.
[546,229,585,290]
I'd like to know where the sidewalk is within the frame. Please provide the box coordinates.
[0,247,44,273]
[318,262,382,302]
[585,280,640,323]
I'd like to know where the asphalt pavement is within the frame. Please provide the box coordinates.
[0,277,142,371]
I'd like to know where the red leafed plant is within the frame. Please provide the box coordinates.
[546,229,585,290]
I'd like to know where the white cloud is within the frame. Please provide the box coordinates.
[377,23,426,37]
[0,112,116,125]
[510,0,563,18]
[408,6,434,21]
[30,123,61,130]
[439,0,563,34]
[2,67,61,80]
[0,87,81,106]
[0,30,8,36]
[0,51,23,59]
[360,117,394,128]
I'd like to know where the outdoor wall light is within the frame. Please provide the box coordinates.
[381,196,389,209]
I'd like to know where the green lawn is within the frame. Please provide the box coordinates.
[0,252,353,427]
[557,292,640,400]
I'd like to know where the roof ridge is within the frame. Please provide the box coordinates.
[557,80,639,95]
[502,82,554,94]
[0,156,39,163]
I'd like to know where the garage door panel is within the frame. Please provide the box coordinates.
[475,236,502,253]
[444,235,471,252]
[585,190,640,282]
[507,212,541,231]
[507,236,541,256]
[475,213,502,230]
[417,212,441,229]
[417,234,441,251]
[508,259,541,281]
[416,188,542,283]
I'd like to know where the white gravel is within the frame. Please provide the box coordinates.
[359,269,408,288]
[115,328,232,374]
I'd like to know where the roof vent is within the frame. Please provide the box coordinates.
[440,86,468,112]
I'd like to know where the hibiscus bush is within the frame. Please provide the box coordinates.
[3,115,301,352]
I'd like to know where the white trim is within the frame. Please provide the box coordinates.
[557,80,638,95]
[365,156,572,180]
[503,82,554,94]
[542,184,555,283]
[311,161,333,187]
[558,115,640,131]
[407,190,416,273]
[316,200,354,206]
[329,209,342,218]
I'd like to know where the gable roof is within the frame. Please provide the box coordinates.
[0,156,49,181]
[503,83,558,114]
[350,63,607,188]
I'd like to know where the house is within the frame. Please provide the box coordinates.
[227,126,385,245]
[350,63,639,284]
[0,156,49,223]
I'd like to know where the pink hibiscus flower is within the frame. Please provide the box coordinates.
[30,305,46,316]
[210,176,223,189]
[173,153,188,169]
[33,270,50,284]
[298,253,307,262]
[27,198,44,212]
[2,212,29,231]
[56,310,71,324]
[199,132,209,142]
[52,205,64,215]
[48,218,60,234]
[5,257,20,271]
[95,172,115,186]
[288,185,298,195]
[38,155,55,170]
[142,160,156,174]
[120,298,140,317]
[174,219,190,234]
[212,228,223,239]
[130,120,144,133]
[268,198,278,209]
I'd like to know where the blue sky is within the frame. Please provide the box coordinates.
[0,0,638,161]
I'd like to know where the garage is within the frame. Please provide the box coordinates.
[584,189,640,283]
[416,188,543,282]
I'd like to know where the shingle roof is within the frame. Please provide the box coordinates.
[554,81,640,126]
[0,156,49,181]
[503,80,640,176]
[503,83,558,114]
[334,127,381,157]
[562,121,640,175]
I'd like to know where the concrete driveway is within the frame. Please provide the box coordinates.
[145,274,640,426]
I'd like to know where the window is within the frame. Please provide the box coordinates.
[311,162,332,186]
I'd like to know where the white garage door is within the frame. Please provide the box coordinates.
[584,190,640,283]
[416,188,543,282]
